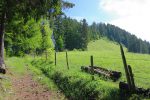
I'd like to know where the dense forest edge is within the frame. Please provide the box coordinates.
[5,15,150,57]
[53,16,150,54]
[2,1,150,59]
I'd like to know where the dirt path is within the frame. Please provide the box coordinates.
[5,70,65,100]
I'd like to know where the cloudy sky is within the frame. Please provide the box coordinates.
[65,0,150,41]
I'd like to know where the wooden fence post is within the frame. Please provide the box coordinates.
[120,44,132,91]
[55,52,56,66]
[128,65,136,92]
[66,51,69,70]
[90,55,94,80]
[90,55,94,67]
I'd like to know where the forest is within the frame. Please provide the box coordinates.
[53,16,150,54]
[2,0,150,59]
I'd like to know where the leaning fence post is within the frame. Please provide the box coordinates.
[128,65,136,92]
[120,44,132,91]
[66,51,69,70]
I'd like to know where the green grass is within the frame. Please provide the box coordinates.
[56,39,150,89]
[28,38,146,99]
[2,56,66,99]
[4,56,61,92]
[0,74,12,100]
[4,38,150,99]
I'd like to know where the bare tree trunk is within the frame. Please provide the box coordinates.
[0,11,6,74]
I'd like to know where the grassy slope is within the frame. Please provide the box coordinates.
[56,38,150,89]
[2,38,150,99]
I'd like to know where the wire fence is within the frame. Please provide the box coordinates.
[90,56,150,62]
[54,51,150,86]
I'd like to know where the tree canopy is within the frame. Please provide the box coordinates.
[0,0,74,73]
[53,16,150,54]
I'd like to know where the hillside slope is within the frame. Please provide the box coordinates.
[88,38,126,52]
[56,38,150,89]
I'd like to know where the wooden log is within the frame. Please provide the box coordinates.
[81,66,121,81]
[90,66,122,80]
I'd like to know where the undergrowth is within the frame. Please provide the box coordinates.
[31,58,120,100]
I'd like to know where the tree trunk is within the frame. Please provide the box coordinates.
[0,11,6,74]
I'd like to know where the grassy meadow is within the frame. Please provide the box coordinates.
[4,38,150,99]
[55,38,150,89]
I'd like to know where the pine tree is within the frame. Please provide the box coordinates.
[80,19,89,50]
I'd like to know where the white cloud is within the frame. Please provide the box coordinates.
[100,0,150,41]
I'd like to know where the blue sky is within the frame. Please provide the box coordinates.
[64,0,150,41]
[64,0,115,24]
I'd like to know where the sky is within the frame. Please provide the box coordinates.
[64,0,150,41]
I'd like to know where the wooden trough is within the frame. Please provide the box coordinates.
[120,82,150,97]
[81,66,122,81]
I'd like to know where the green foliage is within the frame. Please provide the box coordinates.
[54,17,89,51]
[40,19,53,51]
[5,18,54,56]
[53,16,150,54]
[129,94,141,100]
[31,58,119,100]
[80,19,89,50]
[2,0,74,57]
[56,36,64,51]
